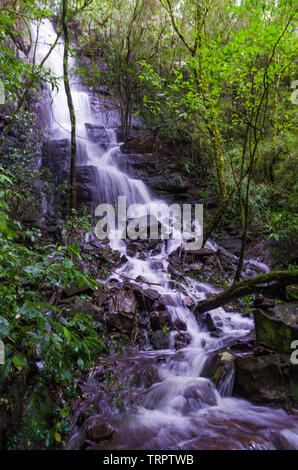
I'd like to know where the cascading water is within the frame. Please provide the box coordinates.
[33,19,298,450]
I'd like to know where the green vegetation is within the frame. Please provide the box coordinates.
[0,164,106,448]
[0,0,297,450]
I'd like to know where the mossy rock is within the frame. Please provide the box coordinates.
[234,353,298,405]
[201,349,235,396]
[254,301,298,354]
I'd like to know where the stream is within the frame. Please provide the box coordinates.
[32,20,298,450]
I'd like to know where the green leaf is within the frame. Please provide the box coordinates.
[63,326,71,342]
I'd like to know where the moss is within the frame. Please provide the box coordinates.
[213,365,225,385]
[254,307,297,354]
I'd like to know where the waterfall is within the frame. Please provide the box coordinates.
[32,19,152,209]
[33,19,298,451]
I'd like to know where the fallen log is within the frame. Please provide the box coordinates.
[195,269,298,315]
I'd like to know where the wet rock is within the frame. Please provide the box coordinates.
[147,239,160,251]
[245,240,275,269]
[138,311,151,329]
[93,290,110,306]
[131,364,160,389]
[186,248,215,258]
[121,135,155,154]
[89,239,104,249]
[126,241,144,257]
[234,353,298,404]
[201,350,235,396]
[182,379,218,410]
[271,429,298,450]
[254,302,298,354]
[135,275,147,284]
[174,318,187,331]
[169,246,215,266]
[150,311,172,331]
[144,290,161,302]
[42,138,70,184]
[150,330,171,350]
[148,174,190,194]
[205,313,224,336]
[65,431,86,450]
[182,296,195,308]
[134,288,161,311]
[85,123,110,145]
[184,263,204,279]
[149,312,161,331]
[174,332,192,350]
[157,293,178,308]
[228,331,255,353]
[76,165,98,209]
[119,153,156,171]
[150,260,164,270]
[85,417,115,441]
[107,249,121,264]
[110,289,137,332]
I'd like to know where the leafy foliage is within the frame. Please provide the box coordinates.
[0,166,105,448]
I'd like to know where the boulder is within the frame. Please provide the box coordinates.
[254,302,298,354]
[150,330,171,350]
[182,296,195,308]
[205,313,224,336]
[174,332,192,350]
[85,417,115,441]
[181,379,218,410]
[174,318,187,331]
[201,350,235,396]
[109,289,137,332]
[126,241,144,257]
[150,260,164,271]
[134,288,161,311]
[150,311,172,331]
[234,353,298,404]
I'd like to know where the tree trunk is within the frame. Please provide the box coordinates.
[62,0,76,210]
[202,114,229,244]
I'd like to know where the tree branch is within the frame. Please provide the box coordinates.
[195,270,298,315]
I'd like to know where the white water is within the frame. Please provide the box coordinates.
[33,19,298,450]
